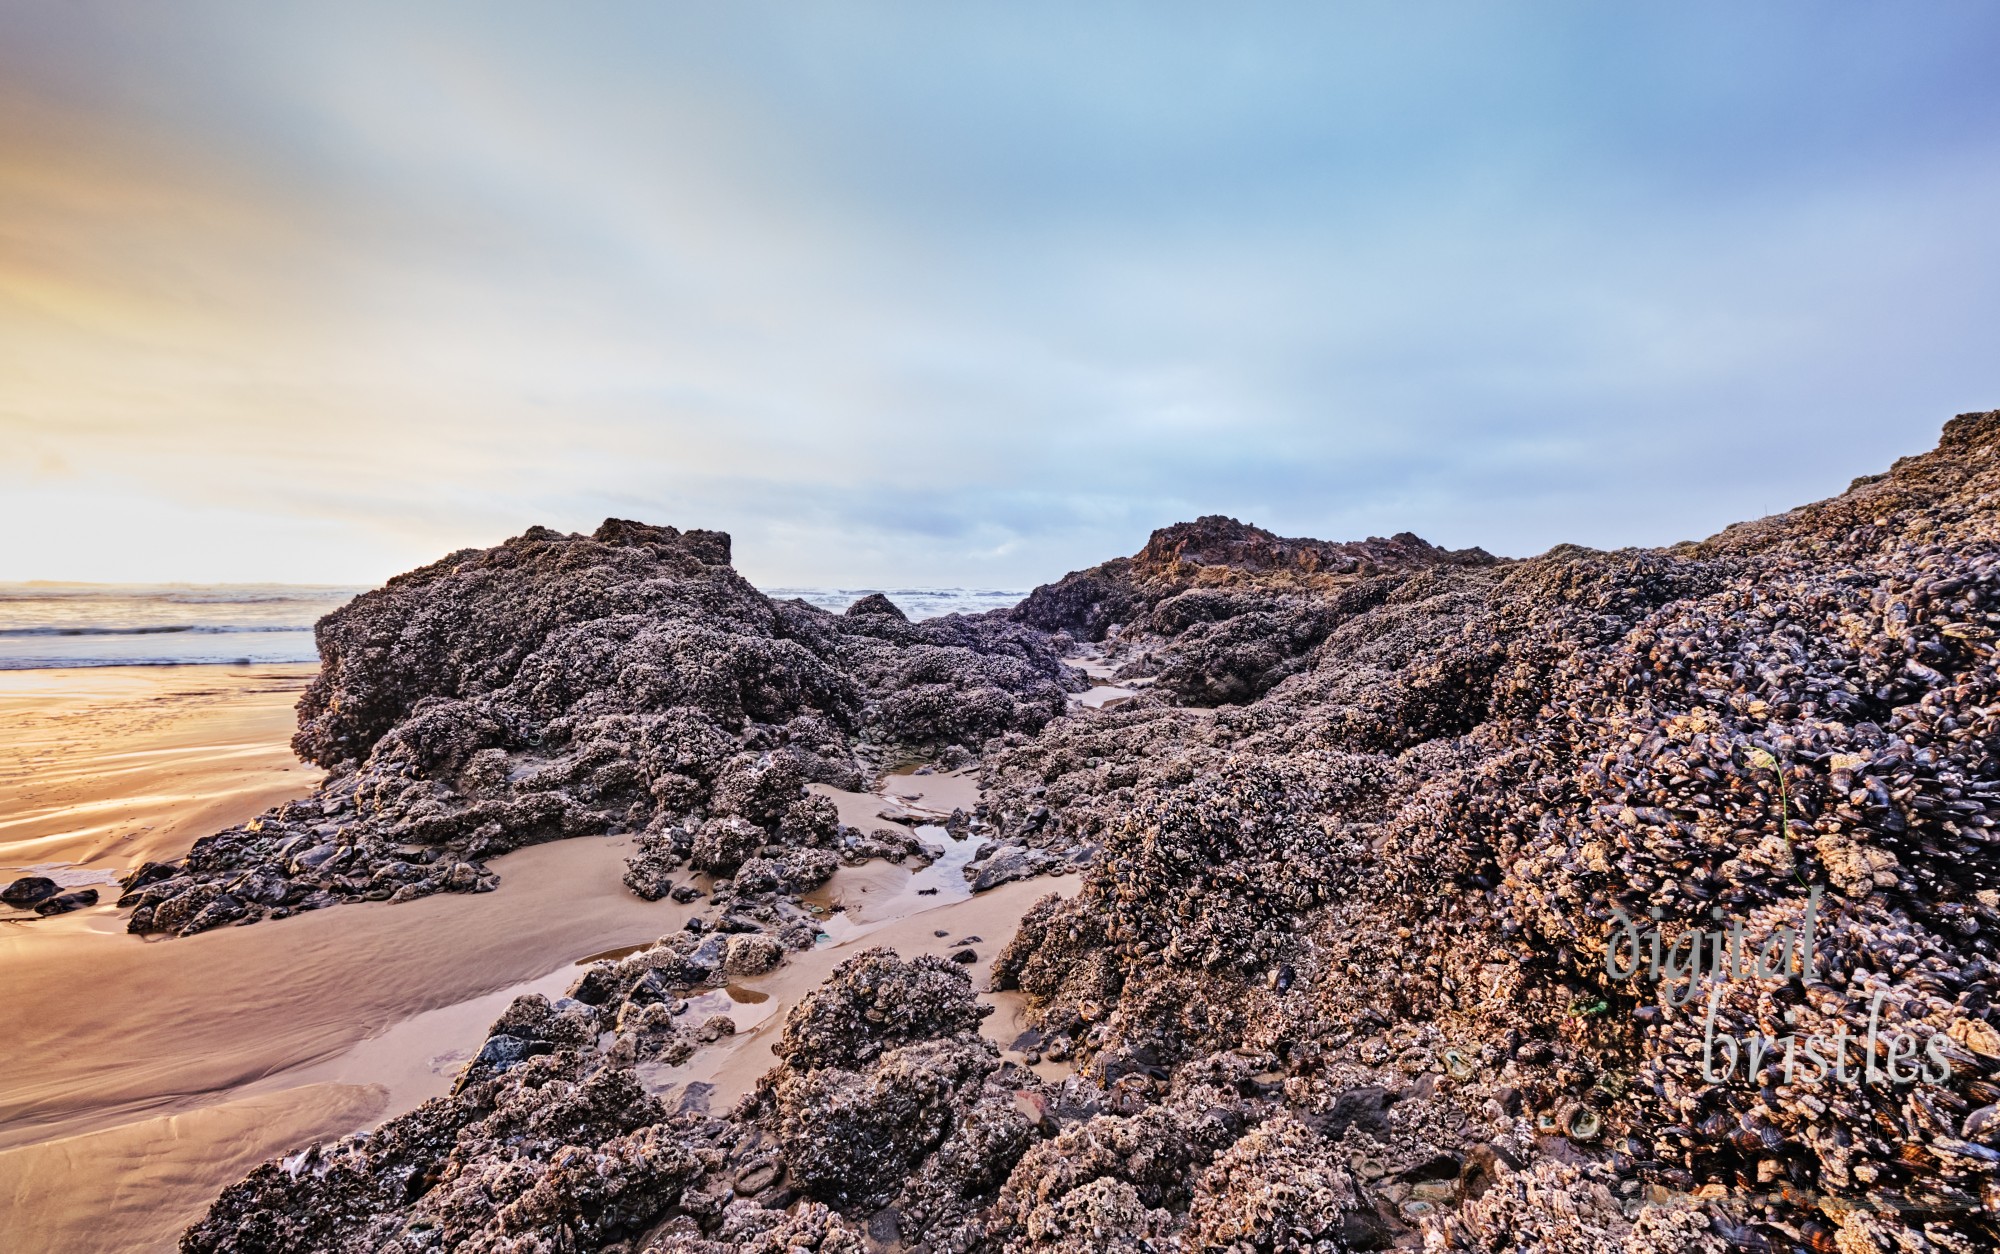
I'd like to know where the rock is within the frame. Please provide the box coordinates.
[1012,513,1493,655]
[117,861,178,895]
[473,1032,552,1072]
[179,893,246,934]
[229,871,292,907]
[114,517,1075,935]
[571,967,618,1006]
[844,592,907,620]
[696,1014,736,1043]
[150,885,218,934]
[1181,1112,1380,1251]
[965,844,1057,892]
[623,860,677,902]
[172,415,2000,1252]
[289,844,343,874]
[772,949,990,1073]
[690,817,767,878]
[731,848,839,896]
[949,948,978,964]
[2,876,59,908]
[724,933,784,977]
[32,888,98,915]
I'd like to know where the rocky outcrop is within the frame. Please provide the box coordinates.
[982,411,2000,1250]
[1013,515,1498,704]
[185,413,2000,1252]
[120,520,1082,936]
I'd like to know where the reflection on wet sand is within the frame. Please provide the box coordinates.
[0,664,320,877]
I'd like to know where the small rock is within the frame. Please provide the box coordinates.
[696,1014,736,1043]
[627,970,673,1004]
[735,1161,781,1194]
[117,861,178,895]
[725,933,785,977]
[571,968,618,1006]
[33,888,99,916]
[2,876,60,908]
[966,845,1057,892]
[474,1033,549,1071]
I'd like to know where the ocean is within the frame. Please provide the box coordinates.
[0,584,1026,670]
[760,587,1026,620]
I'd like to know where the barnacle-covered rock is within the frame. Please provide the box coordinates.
[123,520,1079,933]
[770,1036,999,1209]
[770,948,991,1073]
[185,413,2000,1251]
[644,1199,867,1253]
[1180,1111,1375,1252]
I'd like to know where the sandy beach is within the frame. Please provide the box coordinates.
[0,665,321,880]
[0,665,1075,1254]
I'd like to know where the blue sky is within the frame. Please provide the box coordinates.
[1,2,1996,586]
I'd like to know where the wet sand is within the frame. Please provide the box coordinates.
[810,764,981,830]
[0,668,1080,1254]
[1075,682,1141,708]
[805,768,993,932]
[638,874,1079,1110]
[0,668,704,1254]
[663,768,1080,1107]
[1067,647,1143,708]
[0,664,321,879]
[1,831,705,1253]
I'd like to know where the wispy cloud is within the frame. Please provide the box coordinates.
[1,2,1996,585]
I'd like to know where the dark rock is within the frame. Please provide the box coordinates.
[844,593,907,620]
[176,416,2000,1252]
[965,844,1057,892]
[32,888,98,915]
[118,518,1077,935]
[116,861,178,895]
[230,871,292,907]
[180,893,246,934]
[2,876,59,908]
[571,967,618,1006]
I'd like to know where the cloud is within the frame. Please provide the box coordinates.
[1,2,1996,585]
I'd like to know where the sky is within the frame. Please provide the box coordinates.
[2,2,1997,588]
